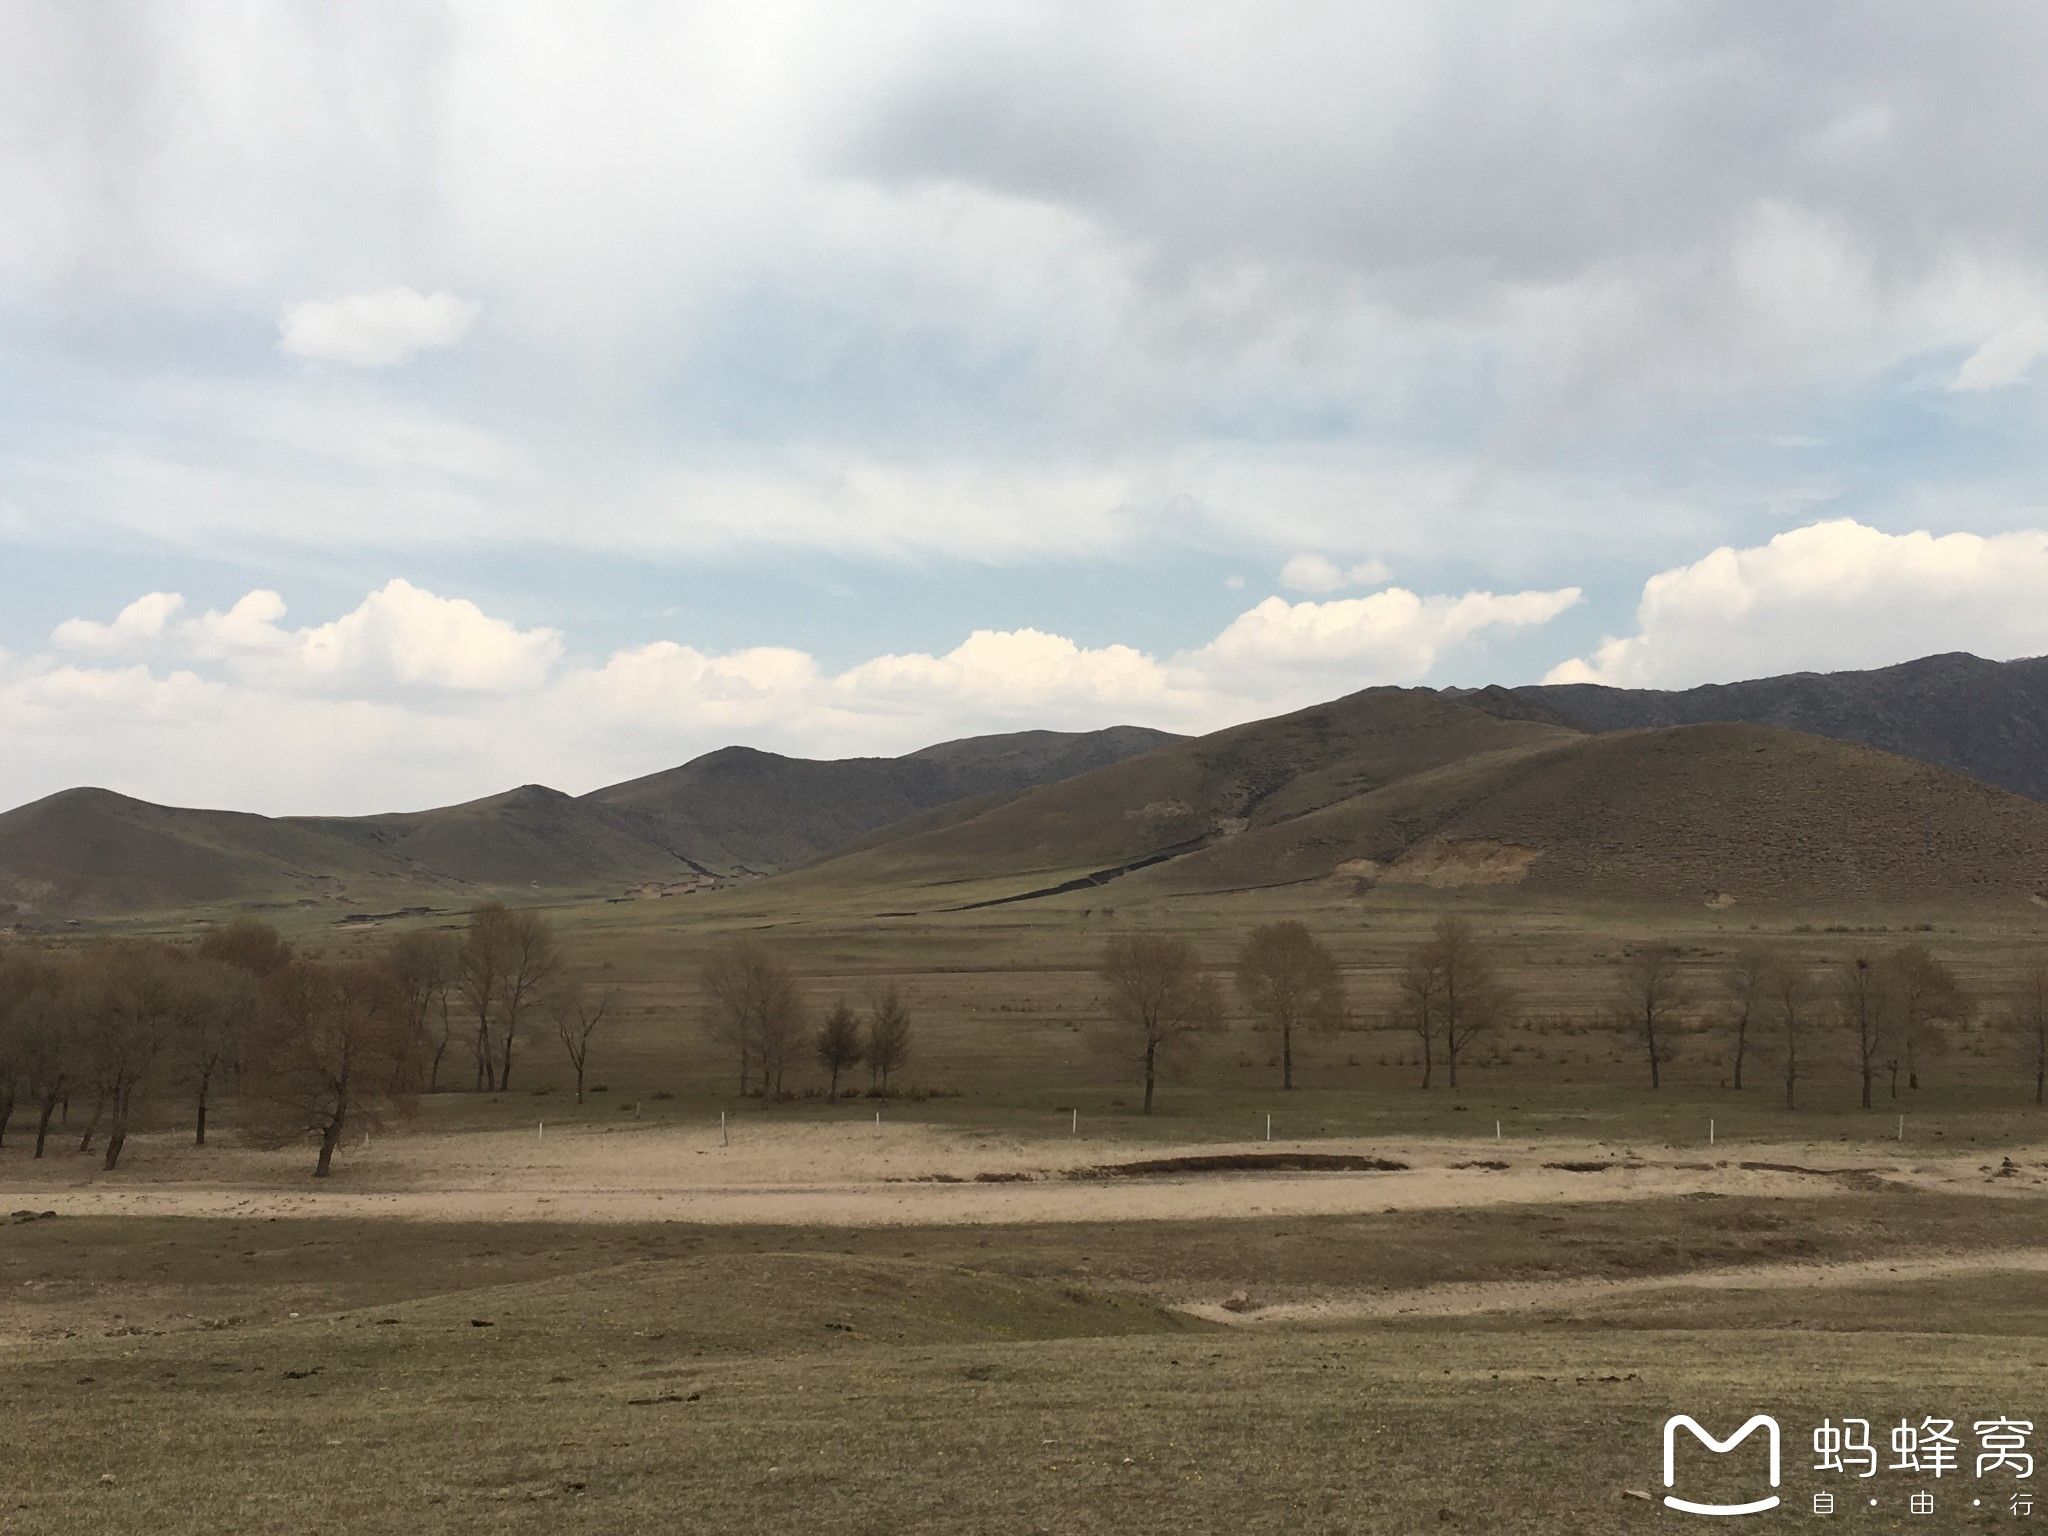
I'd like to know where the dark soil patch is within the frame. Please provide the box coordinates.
[1071,1153,1410,1179]
[1542,1161,1640,1173]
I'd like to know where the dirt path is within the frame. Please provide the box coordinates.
[6,1121,2040,1228]
[1183,1246,2048,1326]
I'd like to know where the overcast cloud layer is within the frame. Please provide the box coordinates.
[7,5,2048,811]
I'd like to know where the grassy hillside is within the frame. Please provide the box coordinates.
[585,725,1180,875]
[0,788,465,921]
[1520,650,2048,800]
[786,689,1575,905]
[775,698,2048,912]
[0,726,1176,922]
[1128,721,2048,904]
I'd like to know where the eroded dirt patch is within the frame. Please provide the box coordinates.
[1071,1152,1411,1179]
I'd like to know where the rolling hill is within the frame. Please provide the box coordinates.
[0,788,468,920]
[784,689,2048,911]
[585,726,1177,875]
[783,688,1580,903]
[0,725,1179,921]
[15,654,2048,922]
[1515,651,2048,801]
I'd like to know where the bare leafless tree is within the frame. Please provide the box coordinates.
[865,985,911,1092]
[1395,918,1512,1090]
[0,943,55,1148]
[1097,934,1221,1113]
[2005,954,2048,1106]
[546,981,615,1105]
[1768,956,1817,1111]
[1613,945,1688,1090]
[386,930,461,1092]
[2,948,81,1158]
[175,957,260,1146]
[815,999,864,1099]
[1394,944,1445,1088]
[1886,943,1967,1094]
[456,908,504,1091]
[242,957,418,1177]
[197,917,294,980]
[699,939,805,1098]
[1720,943,1772,1091]
[1234,921,1346,1091]
[1836,952,1893,1110]
[457,903,561,1092]
[81,941,184,1170]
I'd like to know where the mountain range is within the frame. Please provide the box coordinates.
[4,652,2046,922]
[1513,651,2048,800]
[0,727,1177,922]
[781,682,2048,911]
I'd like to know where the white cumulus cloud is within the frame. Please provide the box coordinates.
[279,288,480,367]
[50,592,185,652]
[1278,553,1393,593]
[1197,588,1582,689]
[1545,519,2048,688]
[185,580,562,693]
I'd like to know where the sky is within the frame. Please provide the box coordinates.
[7,2,2048,815]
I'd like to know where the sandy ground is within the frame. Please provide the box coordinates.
[6,1117,2044,1228]
[1183,1247,2048,1325]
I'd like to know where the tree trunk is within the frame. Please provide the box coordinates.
[2036,1062,2045,1106]
[497,1018,517,1091]
[429,1039,448,1094]
[1419,1030,1433,1089]
[77,1092,104,1153]
[1142,1037,1157,1114]
[1888,1063,1899,1100]
[1646,1018,1661,1089]
[103,1086,131,1171]
[34,1094,58,1158]
[575,1064,586,1106]
[1732,1021,1746,1090]
[194,1070,212,1146]
[1860,1066,1873,1111]
[1447,1043,1460,1089]
[315,1121,341,1178]
[0,1092,13,1149]
[1281,1022,1293,1091]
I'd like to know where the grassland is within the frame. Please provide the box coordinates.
[5,1202,2048,1534]
[6,885,2048,1532]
